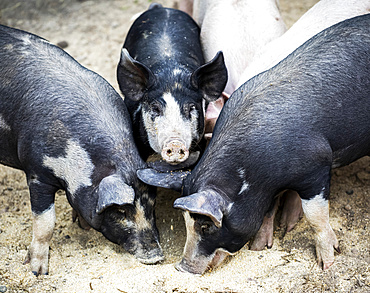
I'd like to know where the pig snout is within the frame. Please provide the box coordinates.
[175,249,230,275]
[161,139,189,164]
[133,239,164,265]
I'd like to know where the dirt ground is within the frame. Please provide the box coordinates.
[0,0,369,292]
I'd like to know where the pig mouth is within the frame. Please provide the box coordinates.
[147,151,200,172]
[132,244,165,265]
[175,248,231,275]
[161,139,189,164]
[123,237,164,265]
[136,252,164,265]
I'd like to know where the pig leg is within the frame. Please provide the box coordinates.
[24,180,57,276]
[301,189,340,270]
[72,209,92,230]
[279,190,303,233]
[250,199,279,250]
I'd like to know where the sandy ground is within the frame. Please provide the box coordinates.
[0,0,369,292]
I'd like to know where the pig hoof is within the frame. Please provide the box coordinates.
[321,260,334,270]
[161,140,189,164]
[314,228,339,271]
[23,251,31,265]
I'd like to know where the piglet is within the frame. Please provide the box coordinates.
[236,0,370,86]
[117,4,227,165]
[193,0,286,96]
[0,25,163,276]
[138,14,370,274]
[235,0,370,250]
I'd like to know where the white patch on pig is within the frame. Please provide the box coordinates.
[173,68,182,76]
[161,34,173,57]
[301,188,327,219]
[134,200,151,231]
[31,204,56,242]
[0,115,11,131]
[28,204,56,274]
[142,31,149,39]
[301,188,338,268]
[238,181,250,195]
[43,139,94,196]
[183,211,201,259]
[142,92,199,154]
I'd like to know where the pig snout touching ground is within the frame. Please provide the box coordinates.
[117,4,227,166]
[0,24,163,275]
[138,14,370,275]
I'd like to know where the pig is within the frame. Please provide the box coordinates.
[117,4,227,165]
[193,0,286,96]
[236,0,370,86]
[0,24,163,276]
[190,0,286,139]
[137,14,370,274]
[235,0,370,250]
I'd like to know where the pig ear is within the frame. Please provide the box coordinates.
[117,48,156,101]
[136,168,190,192]
[191,51,228,102]
[96,174,135,214]
[173,190,229,228]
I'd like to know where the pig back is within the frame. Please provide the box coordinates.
[0,25,138,172]
[213,15,370,169]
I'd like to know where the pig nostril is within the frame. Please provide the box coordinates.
[167,149,172,155]
[179,149,185,156]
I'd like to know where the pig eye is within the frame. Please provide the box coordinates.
[184,103,196,118]
[193,215,217,235]
[116,209,126,219]
[151,103,162,119]
[201,223,211,234]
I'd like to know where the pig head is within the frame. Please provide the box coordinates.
[136,168,265,275]
[117,5,227,165]
[74,172,163,265]
[118,48,227,165]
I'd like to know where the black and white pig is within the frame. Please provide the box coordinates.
[117,4,227,165]
[137,14,370,274]
[0,25,163,276]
